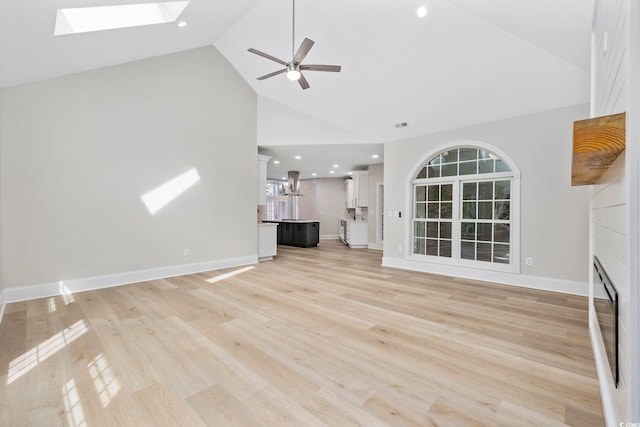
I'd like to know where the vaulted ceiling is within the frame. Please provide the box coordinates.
[0,0,594,178]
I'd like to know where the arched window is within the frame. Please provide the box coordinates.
[411,144,520,272]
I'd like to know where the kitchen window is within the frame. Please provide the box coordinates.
[412,145,519,272]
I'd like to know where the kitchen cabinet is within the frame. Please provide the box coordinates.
[345,171,368,208]
[265,220,319,248]
[340,219,368,248]
[257,154,270,205]
[258,223,278,261]
[345,179,354,208]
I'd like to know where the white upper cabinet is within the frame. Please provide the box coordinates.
[352,171,369,207]
[257,154,270,205]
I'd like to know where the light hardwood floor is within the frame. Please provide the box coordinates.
[0,240,603,426]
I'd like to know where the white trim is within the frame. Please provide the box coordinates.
[3,255,258,303]
[0,290,5,325]
[590,311,620,427]
[320,235,340,240]
[381,256,589,296]
[368,243,383,251]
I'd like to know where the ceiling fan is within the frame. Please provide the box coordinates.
[247,0,341,90]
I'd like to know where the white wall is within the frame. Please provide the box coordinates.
[0,46,258,296]
[590,0,640,423]
[383,104,590,292]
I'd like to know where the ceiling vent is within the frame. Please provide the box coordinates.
[394,122,409,128]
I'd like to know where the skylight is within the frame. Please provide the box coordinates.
[54,1,190,36]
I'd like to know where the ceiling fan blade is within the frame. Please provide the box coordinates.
[298,73,310,90]
[293,38,315,65]
[300,64,342,73]
[248,48,288,66]
[257,69,287,80]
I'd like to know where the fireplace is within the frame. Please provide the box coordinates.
[593,256,619,387]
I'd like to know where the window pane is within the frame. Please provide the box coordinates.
[428,165,441,178]
[414,221,425,237]
[478,201,493,219]
[416,203,426,218]
[439,240,452,258]
[441,163,457,177]
[478,182,493,200]
[426,239,438,256]
[462,202,476,219]
[416,167,427,179]
[416,186,426,202]
[461,241,475,260]
[495,181,511,199]
[441,184,453,201]
[428,186,439,201]
[430,155,443,165]
[461,222,476,240]
[440,222,452,239]
[442,150,458,163]
[463,183,477,200]
[495,201,510,220]
[478,149,491,160]
[477,223,492,241]
[428,203,439,218]
[478,159,494,174]
[427,221,438,238]
[477,242,492,262]
[495,159,510,172]
[459,161,477,175]
[440,202,453,219]
[494,224,510,243]
[459,148,478,161]
[493,244,510,263]
[414,238,426,255]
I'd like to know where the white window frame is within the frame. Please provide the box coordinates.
[404,141,521,274]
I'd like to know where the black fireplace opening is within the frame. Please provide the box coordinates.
[593,256,619,388]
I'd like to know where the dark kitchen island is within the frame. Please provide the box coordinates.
[263,220,320,248]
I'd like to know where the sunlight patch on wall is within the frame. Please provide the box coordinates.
[7,320,89,384]
[142,168,200,215]
[60,281,76,305]
[89,353,122,408]
[54,1,190,36]
[206,266,255,283]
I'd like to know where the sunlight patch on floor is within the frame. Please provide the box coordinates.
[206,265,255,284]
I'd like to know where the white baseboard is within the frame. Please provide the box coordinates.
[589,311,620,426]
[320,235,339,240]
[3,255,258,304]
[368,243,383,251]
[381,257,589,297]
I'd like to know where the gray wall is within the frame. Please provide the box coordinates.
[0,46,257,289]
[298,178,346,238]
[383,104,590,285]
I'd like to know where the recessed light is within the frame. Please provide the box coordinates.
[348,172,353,175]
[417,5,428,18]
[312,173,317,177]
[372,154,379,159]
[295,155,302,160]
[273,160,280,164]
[177,20,187,28]
[281,177,287,180]
[330,170,335,174]
[333,164,339,168]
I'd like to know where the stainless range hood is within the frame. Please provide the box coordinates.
[284,171,302,196]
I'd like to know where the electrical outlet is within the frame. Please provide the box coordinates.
[184,248,190,256]
[525,257,533,266]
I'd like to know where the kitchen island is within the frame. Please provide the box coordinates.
[263,220,320,248]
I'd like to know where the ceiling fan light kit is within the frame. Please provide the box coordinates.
[247,0,341,90]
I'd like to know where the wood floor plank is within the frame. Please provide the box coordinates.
[0,240,604,425]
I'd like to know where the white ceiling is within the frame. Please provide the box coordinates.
[0,0,594,179]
